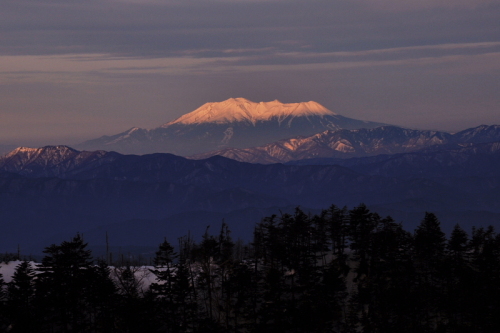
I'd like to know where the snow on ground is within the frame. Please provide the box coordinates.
[0,261,158,293]
[0,260,36,283]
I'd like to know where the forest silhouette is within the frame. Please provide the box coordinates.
[1,204,499,332]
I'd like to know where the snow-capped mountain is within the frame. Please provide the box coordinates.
[0,145,117,178]
[189,125,500,164]
[164,98,337,125]
[189,126,451,163]
[76,98,387,155]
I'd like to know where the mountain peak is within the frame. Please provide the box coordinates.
[6,145,78,157]
[453,124,500,143]
[77,98,387,155]
[0,146,117,178]
[3,146,81,168]
[6,146,38,156]
[163,98,337,126]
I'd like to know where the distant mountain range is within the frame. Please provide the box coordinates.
[76,98,387,155]
[1,98,499,256]
[190,125,500,163]
[1,135,500,254]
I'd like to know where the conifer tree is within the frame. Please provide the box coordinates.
[151,238,177,297]
[324,205,348,257]
[224,260,254,331]
[349,204,378,268]
[150,238,178,332]
[216,222,236,330]
[359,217,415,332]
[412,212,447,331]
[87,260,117,332]
[465,226,500,331]
[196,227,219,322]
[172,236,200,332]
[448,224,468,262]
[36,234,95,332]
[115,264,158,332]
[6,261,37,332]
[414,212,446,260]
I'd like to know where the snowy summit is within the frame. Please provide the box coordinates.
[163,98,337,126]
[77,97,387,155]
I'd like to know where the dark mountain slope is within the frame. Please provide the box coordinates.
[1,142,500,255]
[290,141,500,179]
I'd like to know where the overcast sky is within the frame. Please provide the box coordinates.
[1,0,499,146]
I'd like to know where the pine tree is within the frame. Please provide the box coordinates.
[224,260,254,332]
[35,234,95,332]
[114,264,156,332]
[151,238,177,297]
[448,224,469,262]
[324,205,349,259]
[6,261,37,332]
[465,226,500,331]
[360,217,415,332]
[349,204,378,268]
[195,227,219,323]
[412,213,447,331]
[86,260,117,332]
[150,238,178,332]
[414,212,446,260]
[216,222,236,330]
[173,236,200,332]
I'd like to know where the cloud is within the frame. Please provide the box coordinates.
[1,0,498,58]
[355,0,499,11]
[2,41,498,84]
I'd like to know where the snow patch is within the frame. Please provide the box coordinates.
[0,260,37,283]
[332,141,355,153]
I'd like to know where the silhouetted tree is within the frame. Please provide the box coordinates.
[36,234,95,332]
[150,238,178,332]
[3,204,500,332]
[87,260,117,332]
[412,212,447,331]
[6,261,37,332]
[0,271,7,331]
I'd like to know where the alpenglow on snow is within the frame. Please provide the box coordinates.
[77,98,387,156]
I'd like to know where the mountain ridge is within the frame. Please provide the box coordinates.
[190,125,500,164]
[76,98,387,155]
[2,138,500,253]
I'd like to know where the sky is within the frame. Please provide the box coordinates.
[1,0,499,146]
